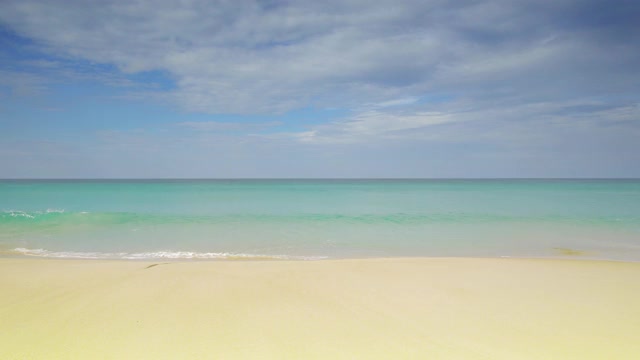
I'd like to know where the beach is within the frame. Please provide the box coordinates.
[3,0,639,357]
[2,257,639,359]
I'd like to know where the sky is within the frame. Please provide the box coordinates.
[0,0,639,178]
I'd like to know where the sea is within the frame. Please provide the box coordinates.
[1,179,639,261]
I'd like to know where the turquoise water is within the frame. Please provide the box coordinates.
[1,179,640,260]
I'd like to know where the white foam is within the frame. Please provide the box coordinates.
[3,210,35,219]
[10,248,327,261]
[2,209,66,218]
[12,248,127,259]
[45,208,65,213]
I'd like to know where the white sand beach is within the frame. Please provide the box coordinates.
[1,257,639,359]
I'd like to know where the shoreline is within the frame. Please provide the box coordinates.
[4,252,640,264]
[2,257,639,359]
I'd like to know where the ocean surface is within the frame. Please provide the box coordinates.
[1,179,640,261]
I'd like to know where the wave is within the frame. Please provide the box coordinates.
[8,247,327,260]
[2,209,639,227]
[2,209,66,219]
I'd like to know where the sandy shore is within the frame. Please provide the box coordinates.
[1,257,639,359]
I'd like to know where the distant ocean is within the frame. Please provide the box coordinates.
[1,179,639,261]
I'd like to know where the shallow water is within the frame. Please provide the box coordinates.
[2,179,639,260]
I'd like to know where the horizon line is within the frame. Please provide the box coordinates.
[1,177,639,181]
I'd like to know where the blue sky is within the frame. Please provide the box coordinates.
[1,0,639,178]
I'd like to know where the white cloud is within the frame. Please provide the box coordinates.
[1,0,640,178]
[3,0,636,114]
[0,70,48,97]
[270,109,457,144]
[372,97,420,108]
[177,121,282,132]
[280,99,640,145]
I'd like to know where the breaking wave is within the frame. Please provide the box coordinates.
[8,247,327,261]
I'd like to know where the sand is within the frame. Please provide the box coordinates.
[1,257,639,359]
